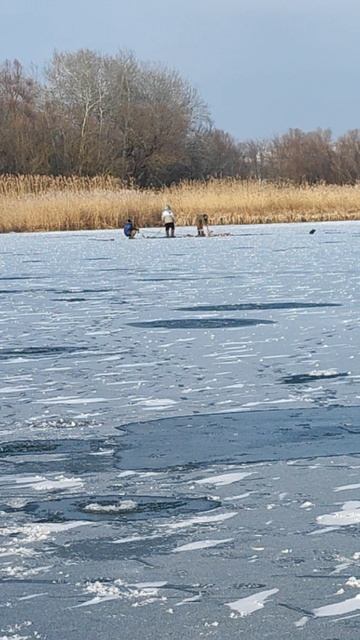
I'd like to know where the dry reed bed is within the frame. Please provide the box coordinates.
[1,177,360,232]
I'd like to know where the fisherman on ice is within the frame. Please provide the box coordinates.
[161,205,176,237]
[123,219,139,239]
[195,212,210,236]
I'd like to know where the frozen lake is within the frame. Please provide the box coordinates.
[0,222,360,639]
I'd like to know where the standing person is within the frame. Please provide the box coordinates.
[203,213,210,236]
[195,213,206,236]
[195,213,210,236]
[123,219,139,239]
[161,205,176,237]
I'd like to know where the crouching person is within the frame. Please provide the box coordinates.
[123,219,139,239]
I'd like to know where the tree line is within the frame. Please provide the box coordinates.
[1,49,360,186]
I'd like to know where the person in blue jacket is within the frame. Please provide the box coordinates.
[123,219,139,239]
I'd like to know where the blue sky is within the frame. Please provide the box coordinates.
[1,0,359,140]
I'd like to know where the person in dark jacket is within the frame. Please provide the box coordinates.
[123,219,139,239]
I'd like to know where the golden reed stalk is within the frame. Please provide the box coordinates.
[1,176,360,232]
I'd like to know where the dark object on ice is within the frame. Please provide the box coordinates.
[128,318,275,329]
[282,371,348,385]
[177,302,340,312]
[0,345,89,360]
[309,229,316,235]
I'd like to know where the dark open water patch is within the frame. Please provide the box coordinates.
[0,288,60,295]
[0,289,30,294]
[2,407,360,502]
[0,438,105,457]
[115,406,360,470]
[0,286,113,296]
[0,437,116,475]
[138,277,201,282]
[282,372,349,384]
[176,302,340,312]
[100,268,130,272]
[0,276,46,281]
[138,275,236,282]
[54,288,113,294]
[53,298,87,302]
[0,440,58,456]
[17,494,220,523]
[128,318,275,329]
[0,346,90,360]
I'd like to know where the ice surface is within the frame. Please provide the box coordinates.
[1,223,360,639]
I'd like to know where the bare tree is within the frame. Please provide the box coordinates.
[335,130,360,184]
[0,59,47,173]
[46,50,111,174]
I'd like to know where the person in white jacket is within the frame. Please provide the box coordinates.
[161,205,176,237]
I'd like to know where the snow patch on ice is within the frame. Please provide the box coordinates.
[334,483,360,492]
[162,511,237,530]
[225,588,279,617]
[0,521,93,543]
[310,369,339,377]
[317,501,360,527]
[76,578,168,608]
[2,474,83,492]
[313,593,360,618]
[309,526,340,535]
[300,501,314,509]
[346,577,360,589]
[112,533,162,545]
[195,471,255,486]
[1,565,52,579]
[224,492,253,501]
[295,616,309,628]
[84,500,137,513]
[139,398,177,410]
[172,538,233,553]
